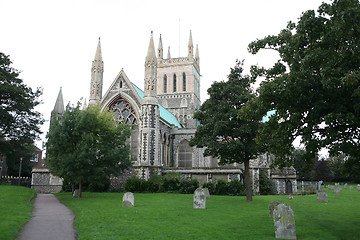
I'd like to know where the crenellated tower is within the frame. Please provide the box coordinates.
[139,32,161,179]
[156,30,201,128]
[89,38,104,105]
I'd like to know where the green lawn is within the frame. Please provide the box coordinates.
[0,185,35,240]
[56,187,360,240]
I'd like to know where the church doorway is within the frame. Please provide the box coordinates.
[285,180,292,194]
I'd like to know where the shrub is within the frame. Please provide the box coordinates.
[125,176,143,192]
[148,174,164,193]
[179,178,199,194]
[214,179,228,195]
[227,179,245,196]
[163,172,181,192]
[202,182,215,195]
[259,169,275,195]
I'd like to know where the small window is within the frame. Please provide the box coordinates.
[178,140,192,167]
[30,154,39,162]
[173,74,177,92]
[182,72,186,91]
[163,75,167,93]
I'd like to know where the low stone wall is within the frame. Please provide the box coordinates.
[31,168,63,193]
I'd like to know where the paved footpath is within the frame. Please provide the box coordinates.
[16,193,77,240]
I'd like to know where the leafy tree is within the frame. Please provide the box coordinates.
[343,156,360,182]
[292,149,316,181]
[190,61,264,201]
[247,0,360,165]
[46,104,131,197]
[0,52,44,173]
[314,158,332,182]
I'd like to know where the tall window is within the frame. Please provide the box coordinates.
[178,140,192,167]
[163,75,167,93]
[173,73,177,92]
[182,72,186,91]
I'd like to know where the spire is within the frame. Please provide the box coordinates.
[146,31,156,63]
[158,34,163,59]
[195,44,200,66]
[188,30,194,58]
[53,87,64,115]
[94,37,102,62]
[167,46,171,59]
[82,98,87,110]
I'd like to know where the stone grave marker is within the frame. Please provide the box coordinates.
[273,204,296,239]
[73,189,79,198]
[349,185,353,191]
[193,188,206,209]
[334,187,342,195]
[317,190,328,202]
[203,188,210,199]
[335,182,339,186]
[344,183,348,189]
[269,201,280,217]
[122,192,134,207]
[357,184,360,191]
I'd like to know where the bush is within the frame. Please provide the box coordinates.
[179,178,199,194]
[148,174,164,193]
[215,179,228,195]
[259,169,275,195]
[203,182,215,195]
[125,176,144,192]
[163,172,181,192]
[227,179,245,196]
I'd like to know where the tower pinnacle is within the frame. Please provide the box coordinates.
[89,38,104,105]
[158,34,163,59]
[188,30,194,58]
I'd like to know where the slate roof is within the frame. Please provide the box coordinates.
[131,83,182,128]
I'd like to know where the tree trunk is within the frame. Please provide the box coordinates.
[244,159,253,201]
[79,180,82,198]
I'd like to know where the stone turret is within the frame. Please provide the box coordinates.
[158,34,163,59]
[89,38,104,105]
[188,30,194,58]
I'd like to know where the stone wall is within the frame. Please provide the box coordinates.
[31,168,63,193]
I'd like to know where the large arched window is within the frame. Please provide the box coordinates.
[182,72,186,91]
[108,97,137,124]
[163,74,167,93]
[178,140,192,167]
[173,73,177,92]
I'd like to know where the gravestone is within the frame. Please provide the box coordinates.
[193,188,206,209]
[269,201,280,217]
[317,191,328,202]
[122,192,134,207]
[334,187,342,195]
[317,180,323,191]
[273,204,296,239]
[203,188,210,199]
[344,183,348,189]
[73,189,79,198]
[349,185,353,191]
[357,184,360,191]
[335,182,339,186]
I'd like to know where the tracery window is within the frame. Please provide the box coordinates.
[182,72,186,91]
[108,97,137,124]
[173,73,177,92]
[163,74,167,93]
[178,140,192,167]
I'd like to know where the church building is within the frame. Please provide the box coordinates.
[52,31,297,195]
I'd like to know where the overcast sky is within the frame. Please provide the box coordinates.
[1,0,330,149]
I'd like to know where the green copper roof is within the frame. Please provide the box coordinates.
[132,83,182,128]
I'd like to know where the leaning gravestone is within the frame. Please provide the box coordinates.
[344,183,348,189]
[317,191,328,202]
[349,185,353,191]
[193,188,206,209]
[357,184,360,191]
[273,204,296,239]
[73,189,79,198]
[269,201,280,217]
[203,188,210,199]
[334,187,342,195]
[122,192,134,207]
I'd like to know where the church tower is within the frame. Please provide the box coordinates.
[51,87,64,123]
[89,38,104,105]
[156,31,201,128]
[139,32,161,179]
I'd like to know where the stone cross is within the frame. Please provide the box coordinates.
[73,189,79,198]
[193,188,206,209]
[273,204,296,239]
[317,180,323,191]
[269,201,280,217]
[317,190,328,202]
[122,192,134,207]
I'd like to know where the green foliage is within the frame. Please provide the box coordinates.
[202,181,215,195]
[179,178,199,194]
[0,52,44,174]
[292,149,316,181]
[190,61,264,201]
[214,180,228,195]
[124,176,144,193]
[248,0,360,165]
[148,174,164,193]
[163,172,181,192]
[46,104,131,197]
[86,174,110,192]
[259,169,275,195]
[227,179,246,196]
[0,186,34,240]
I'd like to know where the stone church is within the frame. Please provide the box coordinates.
[52,31,297,195]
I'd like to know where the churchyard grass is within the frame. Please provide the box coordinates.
[56,186,360,240]
[0,185,35,240]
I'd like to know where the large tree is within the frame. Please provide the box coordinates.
[247,0,360,164]
[46,104,131,197]
[0,52,44,174]
[190,61,264,201]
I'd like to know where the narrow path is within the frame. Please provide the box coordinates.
[16,193,77,240]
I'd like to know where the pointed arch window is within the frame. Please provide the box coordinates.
[108,97,137,124]
[173,74,177,92]
[182,72,186,92]
[163,75,167,93]
[178,140,192,167]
